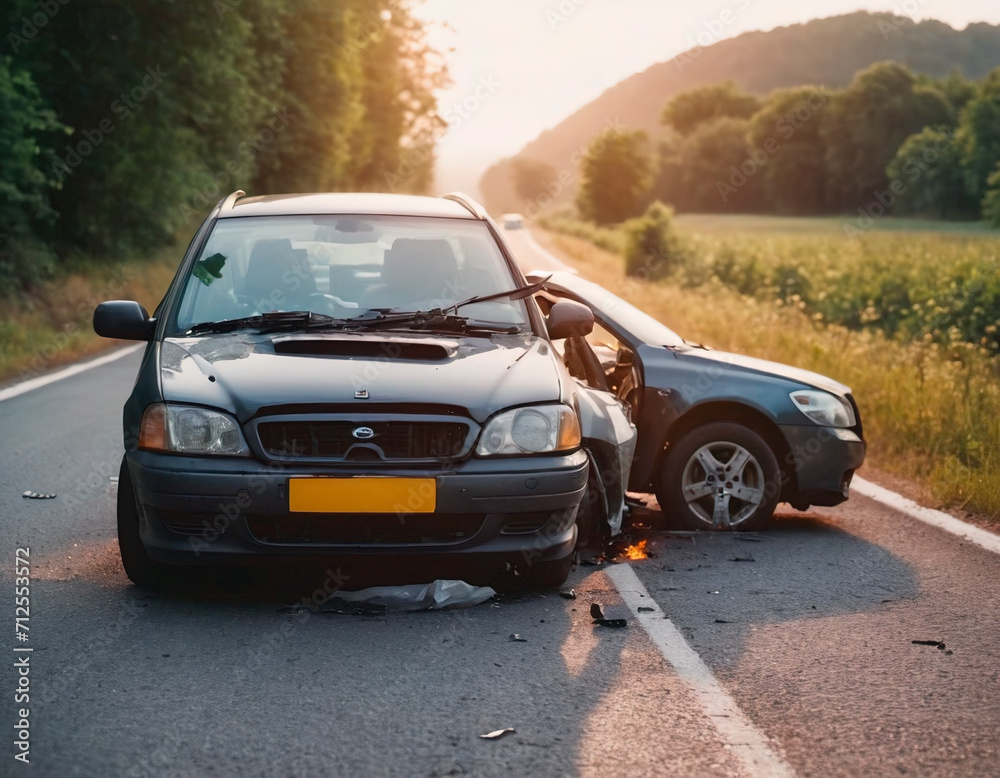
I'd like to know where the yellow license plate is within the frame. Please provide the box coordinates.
[288,478,436,514]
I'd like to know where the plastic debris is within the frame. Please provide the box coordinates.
[509,633,527,642]
[325,580,495,611]
[22,491,56,500]
[480,728,516,740]
[557,588,576,600]
[911,640,946,650]
[590,602,628,628]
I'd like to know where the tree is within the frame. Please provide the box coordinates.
[982,162,1000,227]
[821,62,951,210]
[510,156,558,207]
[623,201,687,278]
[0,56,67,288]
[662,81,762,136]
[956,67,1000,200]
[886,127,975,217]
[747,87,832,214]
[576,130,653,224]
[678,117,762,212]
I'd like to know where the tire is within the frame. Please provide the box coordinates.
[117,458,176,588]
[656,422,780,532]
[574,478,610,552]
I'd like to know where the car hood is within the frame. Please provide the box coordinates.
[157,332,562,423]
[683,347,851,396]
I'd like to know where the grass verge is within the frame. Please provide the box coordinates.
[0,244,183,386]
[536,229,1000,524]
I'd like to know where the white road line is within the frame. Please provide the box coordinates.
[0,344,144,404]
[853,476,1000,555]
[520,228,578,274]
[606,564,795,778]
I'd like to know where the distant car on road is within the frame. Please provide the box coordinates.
[501,213,525,230]
[528,271,866,531]
[93,191,635,589]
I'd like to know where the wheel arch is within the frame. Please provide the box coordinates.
[655,401,798,501]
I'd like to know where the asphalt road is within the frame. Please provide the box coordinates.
[0,230,997,777]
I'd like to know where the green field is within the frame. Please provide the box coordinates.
[538,214,1000,523]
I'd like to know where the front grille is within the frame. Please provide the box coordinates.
[257,420,469,460]
[246,513,484,545]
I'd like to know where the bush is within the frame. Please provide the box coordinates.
[623,201,687,278]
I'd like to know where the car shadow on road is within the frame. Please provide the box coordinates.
[623,507,921,672]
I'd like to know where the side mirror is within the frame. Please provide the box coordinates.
[547,300,594,340]
[93,300,156,341]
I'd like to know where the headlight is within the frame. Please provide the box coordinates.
[476,404,581,456]
[139,403,250,455]
[789,390,856,428]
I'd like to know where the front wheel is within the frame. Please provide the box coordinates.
[655,422,780,531]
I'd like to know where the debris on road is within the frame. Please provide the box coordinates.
[590,602,628,628]
[323,580,495,612]
[22,491,56,499]
[509,633,527,642]
[638,606,655,612]
[715,619,733,624]
[734,534,763,542]
[557,588,576,600]
[480,728,516,740]
[728,556,755,562]
[912,640,947,650]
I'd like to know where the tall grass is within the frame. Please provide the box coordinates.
[0,246,181,384]
[539,228,1000,523]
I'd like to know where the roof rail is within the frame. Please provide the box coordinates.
[220,190,246,213]
[443,192,487,220]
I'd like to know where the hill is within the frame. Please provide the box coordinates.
[479,12,1000,214]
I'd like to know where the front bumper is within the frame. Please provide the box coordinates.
[126,449,588,572]
[779,425,866,507]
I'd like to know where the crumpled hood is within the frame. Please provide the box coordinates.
[157,332,563,423]
[686,348,851,396]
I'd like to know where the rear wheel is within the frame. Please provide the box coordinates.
[117,458,176,588]
[656,422,780,531]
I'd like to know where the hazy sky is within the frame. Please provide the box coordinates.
[414,0,1000,194]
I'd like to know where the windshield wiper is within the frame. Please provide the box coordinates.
[187,310,344,335]
[343,309,521,335]
[338,276,551,335]
[441,275,552,315]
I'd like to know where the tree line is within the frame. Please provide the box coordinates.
[519,62,1000,230]
[1,0,444,290]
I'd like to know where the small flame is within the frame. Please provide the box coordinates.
[623,539,649,560]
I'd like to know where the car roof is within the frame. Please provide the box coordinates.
[220,192,479,220]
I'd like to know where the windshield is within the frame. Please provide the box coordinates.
[171,215,529,334]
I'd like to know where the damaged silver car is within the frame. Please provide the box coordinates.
[94,192,635,589]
